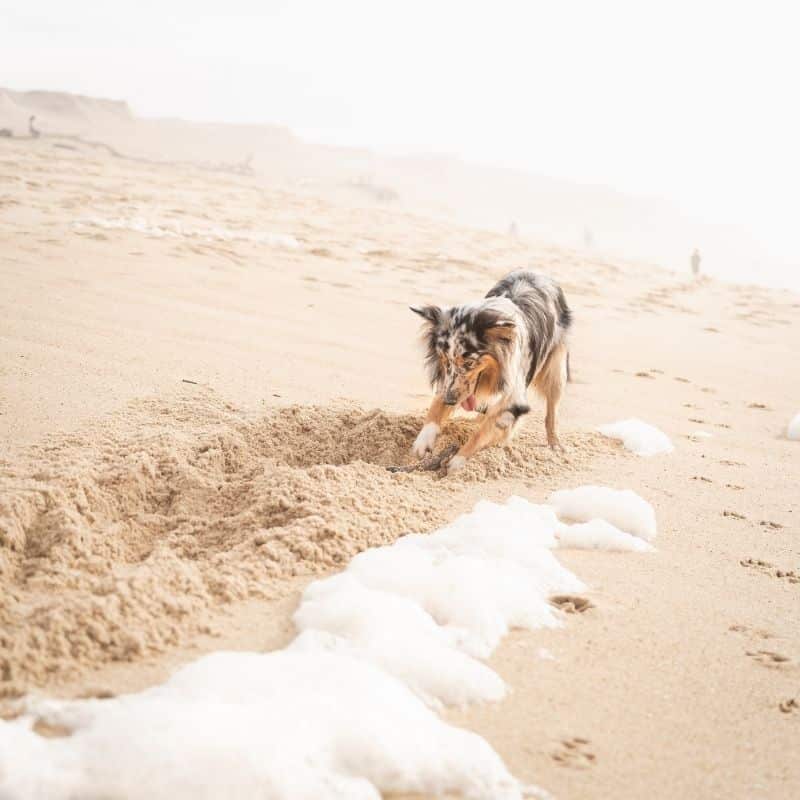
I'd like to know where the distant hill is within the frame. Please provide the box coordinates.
[1,87,778,284]
[0,88,132,134]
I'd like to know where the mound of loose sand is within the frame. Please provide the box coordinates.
[0,391,607,697]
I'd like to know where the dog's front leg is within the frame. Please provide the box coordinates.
[494,377,530,431]
[447,407,509,475]
[412,395,453,458]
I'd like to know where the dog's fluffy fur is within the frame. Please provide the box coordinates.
[411,270,572,474]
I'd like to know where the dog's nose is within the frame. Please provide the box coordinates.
[443,394,458,406]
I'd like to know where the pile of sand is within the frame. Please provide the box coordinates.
[0,390,607,697]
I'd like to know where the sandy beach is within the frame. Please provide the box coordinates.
[1,120,799,798]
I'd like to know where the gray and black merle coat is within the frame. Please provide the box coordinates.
[411,270,572,474]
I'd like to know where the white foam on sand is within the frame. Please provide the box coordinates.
[598,418,674,456]
[549,486,658,542]
[75,217,300,249]
[0,493,656,800]
[294,498,584,708]
[555,518,654,552]
[788,412,800,440]
[0,652,521,800]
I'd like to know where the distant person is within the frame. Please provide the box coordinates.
[583,226,594,248]
[691,248,701,277]
[28,116,40,139]
[508,221,519,239]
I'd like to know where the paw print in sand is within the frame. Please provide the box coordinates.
[551,737,596,769]
[549,595,594,614]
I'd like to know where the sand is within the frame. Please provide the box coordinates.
[0,394,606,695]
[1,127,799,798]
[0,85,779,284]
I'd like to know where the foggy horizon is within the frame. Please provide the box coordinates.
[3,1,799,281]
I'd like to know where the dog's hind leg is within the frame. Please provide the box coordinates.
[412,395,454,458]
[534,342,568,450]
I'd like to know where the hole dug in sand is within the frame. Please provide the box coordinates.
[0,394,607,696]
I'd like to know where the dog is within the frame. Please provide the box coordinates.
[410,270,572,475]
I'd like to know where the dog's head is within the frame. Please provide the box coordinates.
[411,303,516,409]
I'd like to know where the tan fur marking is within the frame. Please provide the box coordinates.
[424,394,454,426]
[533,342,568,449]
[484,324,516,343]
[473,355,500,401]
[455,405,514,460]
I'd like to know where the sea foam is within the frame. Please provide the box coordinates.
[598,418,674,456]
[549,485,658,541]
[0,492,656,800]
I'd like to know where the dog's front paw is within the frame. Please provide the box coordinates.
[496,410,515,429]
[412,422,439,458]
[447,454,467,476]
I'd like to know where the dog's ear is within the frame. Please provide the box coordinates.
[475,310,516,344]
[410,305,442,325]
[485,319,516,342]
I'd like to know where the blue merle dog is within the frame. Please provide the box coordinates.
[411,270,572,475]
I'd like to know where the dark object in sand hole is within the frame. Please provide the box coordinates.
[386,444,459,474]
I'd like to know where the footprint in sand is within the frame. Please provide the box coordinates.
[726,483,745,491]
[634,371,655,379]
[692,475,713,483]
[746,650,792,669]
[551,737,596,769]
[779,698,799,714]
[729,624,774,640]
[720,459,745,467]
[775,570,800,584]
[744,559,800,584]
[740,558,774,575]
[748,402,769,410]
[723,510,746,520]
[759,520,785,531]
[550,595,594,614]
[675,377,691,383]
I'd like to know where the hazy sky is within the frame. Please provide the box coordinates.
[3,1,799,265]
